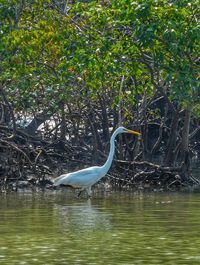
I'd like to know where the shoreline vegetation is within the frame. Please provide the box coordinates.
[0,1,199,193]
[0,124,199,193]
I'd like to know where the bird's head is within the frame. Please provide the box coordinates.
[117,126,142,136]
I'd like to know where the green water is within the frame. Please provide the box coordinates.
[1,191,200,265]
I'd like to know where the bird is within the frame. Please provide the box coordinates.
[53,126,141,197]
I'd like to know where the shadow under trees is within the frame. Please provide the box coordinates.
[0,81,199,192]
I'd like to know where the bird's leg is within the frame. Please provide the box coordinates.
[77,187,87,198]
[77,189,83,198]
[77,187,92,198]
[86,187,92,198]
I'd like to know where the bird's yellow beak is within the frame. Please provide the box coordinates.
[127,129,142,136]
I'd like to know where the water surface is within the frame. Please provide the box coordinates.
[0,191,200,264]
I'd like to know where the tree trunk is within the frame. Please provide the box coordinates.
[179,109,191,180]
[60,102,66,141]
[164,111,179,166]
[98,95,110,142]
[142,90,149,160]
[0,85,16,136]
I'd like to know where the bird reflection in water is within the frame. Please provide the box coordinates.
[53,199,112,232]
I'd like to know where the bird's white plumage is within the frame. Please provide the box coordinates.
[53,126,141,197]
[54,166,103,188]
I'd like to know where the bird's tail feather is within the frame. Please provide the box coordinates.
[53,174,66,186]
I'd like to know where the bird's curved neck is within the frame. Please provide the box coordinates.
[101,130,118,175]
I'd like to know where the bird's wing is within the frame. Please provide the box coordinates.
[53,166,100,187]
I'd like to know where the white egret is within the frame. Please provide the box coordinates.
[53,127,141,197]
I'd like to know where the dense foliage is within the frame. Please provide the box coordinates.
[0,0,199,191]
